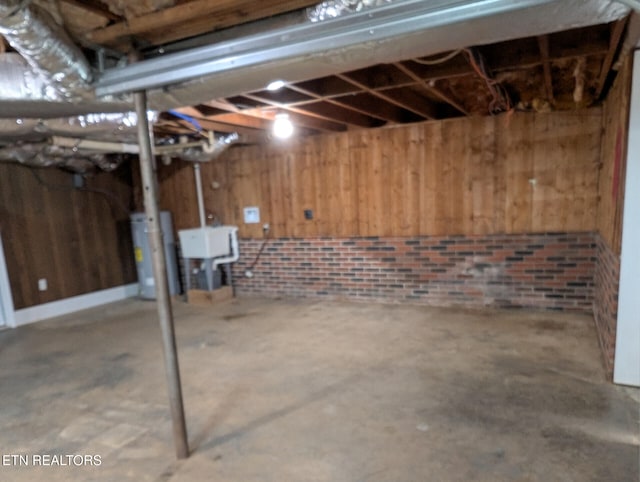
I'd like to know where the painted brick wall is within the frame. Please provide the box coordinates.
[593,233,620,377]
[232,232,596,311]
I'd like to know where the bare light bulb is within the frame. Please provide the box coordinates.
[266,80,285,91]
[273,113,294,139]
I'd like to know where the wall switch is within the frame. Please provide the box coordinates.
[38,278,47,291]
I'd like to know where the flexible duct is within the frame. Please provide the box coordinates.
[307,0,392,22]
[0,1,93,101]
[0,112,147,142]
[0,143,124,172]
[172,132,239,162]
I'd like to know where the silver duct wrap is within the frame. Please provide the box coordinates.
[0,143,124,172]
[0,53,56,100]
[307,0,392,22]
[0,112,156,142]
[0,1,93,101]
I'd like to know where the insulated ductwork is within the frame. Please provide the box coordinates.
[0,111,157,172]
[170,132,239,163]
[0,0,92,101]
[307,0,392,22]
[0,143,125,172]
[0,112,145,142]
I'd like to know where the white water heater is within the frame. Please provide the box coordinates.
[130,211,180,299]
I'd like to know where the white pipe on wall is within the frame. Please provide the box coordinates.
[193,163,206,228]
[212,227,240,271]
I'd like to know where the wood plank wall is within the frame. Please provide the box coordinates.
[0,163,137,309]
[597,56,632,254]
[158,109,602,239]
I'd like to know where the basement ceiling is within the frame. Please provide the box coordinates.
[0,0,633,143]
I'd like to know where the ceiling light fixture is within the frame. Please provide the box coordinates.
[266,80,286,91]
[273,113,294,139]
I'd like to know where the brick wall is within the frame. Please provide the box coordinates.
[232,232,596,311]
[593,233,620,377]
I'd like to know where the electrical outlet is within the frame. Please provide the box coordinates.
[38,278,47,291]
[263,223,270,233]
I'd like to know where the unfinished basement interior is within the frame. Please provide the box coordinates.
[0,0,639,480]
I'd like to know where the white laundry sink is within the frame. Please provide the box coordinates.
[178,226,236,259]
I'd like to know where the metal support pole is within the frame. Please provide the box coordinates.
[134,90,189,459]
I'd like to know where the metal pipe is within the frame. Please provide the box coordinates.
[194,163,206,228]
[134,89,189,460]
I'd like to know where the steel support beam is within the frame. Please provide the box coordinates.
[96,0,561,96]
[134,90,189,460]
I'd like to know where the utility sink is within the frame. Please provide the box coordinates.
[178,226,236,259]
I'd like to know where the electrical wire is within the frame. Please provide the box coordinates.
[412,49,462,65]
[168,109,203,132]
[246,233,270,272]
[464,48,512,114]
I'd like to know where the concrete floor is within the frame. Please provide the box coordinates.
[0,297,638,482]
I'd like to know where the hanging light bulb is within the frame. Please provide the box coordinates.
[273,113,294,139]
[266,79,285,91]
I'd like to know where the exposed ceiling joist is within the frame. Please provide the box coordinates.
[537,35,555,103]
[595,18,628,98]
[336,73,438,120]
[393,62,470,116]
[0,0,631,142]
[86,0,317,48]
[141,0,317,48]
[60,0,123,22]
[239,94,348,132]
[285,84,401,123]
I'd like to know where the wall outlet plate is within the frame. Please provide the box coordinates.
[244,206,260,224]
[304,209,313,220]
[38,278,47,291]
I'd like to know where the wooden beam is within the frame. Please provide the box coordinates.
[243,93,372,130]
[537,35,554,103]
[142,0,316,47]
[163,114,267,142]
[393,62,470,116]
[595,19,628,99]
[331,93,419,123]
[296,101,384,128]
[337,73,437,120]
[205,112,273,131]
[60,0,123,22]
[86,0,247,44]
[286,84,395,123]
[87,0,316,46]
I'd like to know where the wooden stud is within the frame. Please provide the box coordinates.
[537,35,555,103]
